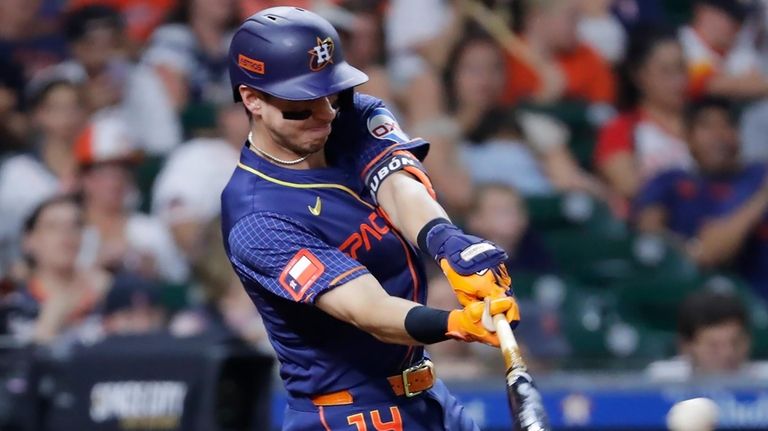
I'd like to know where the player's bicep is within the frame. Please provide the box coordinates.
[228,212,369,303]
[355,99,433,203]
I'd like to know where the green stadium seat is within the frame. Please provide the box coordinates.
[542,229,637,285]
[526,192,625,236]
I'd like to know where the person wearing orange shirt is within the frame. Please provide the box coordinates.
[679,0,765,100]
[502,0,615,105]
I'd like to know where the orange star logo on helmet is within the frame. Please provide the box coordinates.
[308,36,334,71]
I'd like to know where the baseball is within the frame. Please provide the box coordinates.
[666,397,719,431]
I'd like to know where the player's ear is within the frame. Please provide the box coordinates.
[239,86,263,116]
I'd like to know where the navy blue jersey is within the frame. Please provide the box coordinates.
[221,94,431,398]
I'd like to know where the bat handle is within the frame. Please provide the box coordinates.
[483,298,519,370]
[493,313,517,353]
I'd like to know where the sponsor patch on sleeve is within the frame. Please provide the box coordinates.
[279,249,325,301]
[366,107,410,143]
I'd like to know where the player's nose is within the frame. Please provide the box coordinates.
[311,96,337,122]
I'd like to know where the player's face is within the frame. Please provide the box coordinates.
[685,320,750,373]
[259,94,339,156]
[688,107,740,174]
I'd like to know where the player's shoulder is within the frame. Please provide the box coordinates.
[351,93,411,144]
[352,92,385,114]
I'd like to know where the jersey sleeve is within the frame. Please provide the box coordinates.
[227,212,370,303]
[353,95,433,202]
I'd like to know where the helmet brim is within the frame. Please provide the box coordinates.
[258,61,369,101]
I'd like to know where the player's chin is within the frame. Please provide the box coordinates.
[302,128,332,148]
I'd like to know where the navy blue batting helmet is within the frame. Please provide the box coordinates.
[228,6,368,102]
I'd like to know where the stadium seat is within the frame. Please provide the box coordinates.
[542,229,637,285]
[526,192,625,236]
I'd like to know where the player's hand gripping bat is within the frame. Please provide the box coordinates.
[483,298,551,431]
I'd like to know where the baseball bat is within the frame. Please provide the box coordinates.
[486,301,551,431]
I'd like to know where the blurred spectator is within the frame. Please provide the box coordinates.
[151,103,245,257]
[0,59,27,156]
[123,0,240,155]
[148,0,240,105]
[0,195,111,345]
[0,0,68,82]
[596,29,692,201]
[238,0,313,21]
[121,27,192,156]
[680,0,768,166]
[578,0,627,64]
[680,0,764,99]
[0,79,85,266]
[634,98,768,299]
[647,290,768,380]
[66,0,177,49]
[502,0,616,105]
[465,183,557,274]
[446,34,605,197]
[75,112,188,283]
[320,0,394,104]
[170,218,268,348]
[383,0,472,215]
[31,5,131,113]
[100,274,167,336]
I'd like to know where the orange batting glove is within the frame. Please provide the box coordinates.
[446,297,520,347]
[440,259,512,306]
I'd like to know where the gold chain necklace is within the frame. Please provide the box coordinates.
[248,132,310,165]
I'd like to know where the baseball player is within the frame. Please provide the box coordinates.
[221,7,519,430]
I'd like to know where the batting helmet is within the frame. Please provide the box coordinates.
[228,6,369,102]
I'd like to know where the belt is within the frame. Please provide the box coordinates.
[311,360,436,407]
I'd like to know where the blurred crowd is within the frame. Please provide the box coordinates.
[2,0,768,382]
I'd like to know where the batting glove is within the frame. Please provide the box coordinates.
[446,297,520,347]
[419,220,512,305]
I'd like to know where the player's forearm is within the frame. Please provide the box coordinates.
[377,172,449,246]
[316,274,426,345]
[356,296,425,345]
